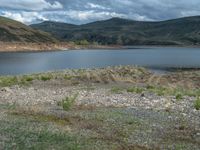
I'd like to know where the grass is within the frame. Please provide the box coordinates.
[1,105,147,150]
[0,75,36,87]
[0,76,18,87]
[126,85,200,100]
[12,111,70,126]
[58,94,78,111]
[24,76,34,82]
[0,119,81,150]
[127,87,144,94]
[175,93,183,101]
[40,75,52,81]
[194,98,200,110]
[0,102,199,150]
[64,75,73,80]
[111,87,123,94]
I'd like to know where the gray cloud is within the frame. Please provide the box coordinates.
[0,0,200,24]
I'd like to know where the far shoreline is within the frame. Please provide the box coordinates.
[0,42,122,53]
[0,42,200,52]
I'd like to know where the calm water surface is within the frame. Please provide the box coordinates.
[0,47,200,75]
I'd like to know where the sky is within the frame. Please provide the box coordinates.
[0,0,200,24]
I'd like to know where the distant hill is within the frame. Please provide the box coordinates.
[31,16,200,45]
[0,16,57,43]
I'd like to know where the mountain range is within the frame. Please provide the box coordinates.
[31,16,200,46]
[0,15,200,46]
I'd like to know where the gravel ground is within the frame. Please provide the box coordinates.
[0,83,199,115]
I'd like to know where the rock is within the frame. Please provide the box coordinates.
[2,87,12,93]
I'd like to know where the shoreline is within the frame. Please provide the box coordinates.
[0,42,200,52]
[0,42,121,52]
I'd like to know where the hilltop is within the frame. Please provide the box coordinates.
[0,16,57,43]
[31,16,200,46]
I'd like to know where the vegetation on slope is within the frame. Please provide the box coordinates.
[0,16,57,43]
[31,16,200,45]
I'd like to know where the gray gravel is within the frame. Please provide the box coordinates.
[0,83,199,117]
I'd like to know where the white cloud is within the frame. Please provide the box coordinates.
[0,0,63,11]
[180,10,200,17]
[66,10,125,21]
[128,13,155,21]
[1,9,127,24]
[86,3,110,10]
[1,11,48,24]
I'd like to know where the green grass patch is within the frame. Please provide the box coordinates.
[0,75,36,87]
[111,87,123,94]
[0,119,81,150]
[24,76,34,82]
[0,76,18,87]
[127,85,200,98]
[12,111,70,126]
[127,87,144,94]
[1,102,198,150]
[64,75,73,80]
[175,93,183,101]
[40,75,52,81]
[194,98,200,110]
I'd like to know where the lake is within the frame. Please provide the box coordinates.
[0,47,200,75]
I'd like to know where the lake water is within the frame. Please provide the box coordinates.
[0,47,200,75]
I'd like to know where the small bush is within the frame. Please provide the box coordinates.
[146,85,155,90]
[40,76,52,81]
[75,40,90,45]
[64,75,73,80]
[148,86,167,96]
[111,87,123,94]
[127,87,144,94]
[176,93,183,101]
[24,76,34,82]
[58,94,78,111]
[194,98,200,110]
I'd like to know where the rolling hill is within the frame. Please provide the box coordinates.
[0,16,57,43]
[31,16,200,45]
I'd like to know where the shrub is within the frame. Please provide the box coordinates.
[148,86,167,96]
[146,85,155,90]
[111,87,123,94]
[194,98,200,110]
[64,75,73,80]
[58,94,78,111]
[24,76,34,82]
[40,76,52,81]
[75,40,90,45]
[176,93,183,101]
[127,87,144,94]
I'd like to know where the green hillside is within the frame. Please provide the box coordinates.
[0,16,57,43]
[31,16,200,45]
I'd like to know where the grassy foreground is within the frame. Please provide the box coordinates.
[1,104,199,150]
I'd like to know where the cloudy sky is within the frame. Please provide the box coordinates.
[0,0,200,24]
